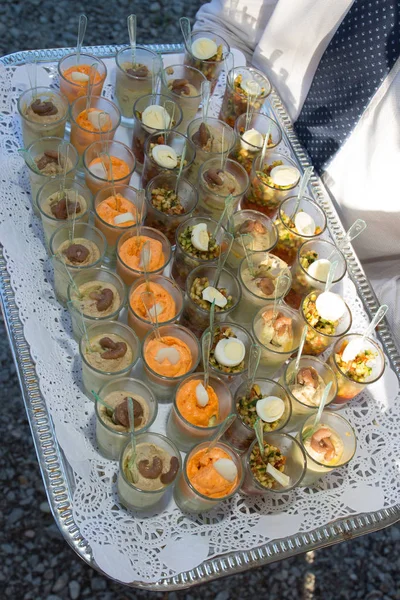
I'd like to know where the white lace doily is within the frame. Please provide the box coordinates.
[0,53,399,585]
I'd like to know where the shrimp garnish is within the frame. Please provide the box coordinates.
[310,428,335,461]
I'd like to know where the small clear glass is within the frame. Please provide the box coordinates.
[141,130,196,188]
[79,321,140,395]
[70,95,121,159]
[219,66,272,127]
[67,266,126,340]
[167,372,233,451]
[83,140,136,196]
[183,30,230,94]
[160,64,206,133]
[197,157,249,221]
[58,53,107,104]
[18,86,69,147]
[225,210,278,271]
[117,432,182,511]
[230,112,282,175]
[95,377,158,460]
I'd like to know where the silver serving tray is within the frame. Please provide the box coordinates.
[0,43,399,590]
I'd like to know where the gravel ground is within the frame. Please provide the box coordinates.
[0,4,399,600]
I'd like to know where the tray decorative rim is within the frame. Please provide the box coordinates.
[0,43,399,591]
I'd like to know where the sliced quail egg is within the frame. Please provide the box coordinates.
[155,347,180,364]
[266,463,290,487]
[315,291,346,322]
[87,109,109,130]
[240,128,263,152]
[202,286,227,309]
[148,303,163,319]
[139,245,152,268]
[89,161,107,179]
[240,78,261,96]
[191,223,209,251]
[213,458,238,482]
[152,144,178,169]
[191,37,218,60]
[71,71,90,82]
[113,212,135,225]
[295,212,316,236]
[195,382,209,407]
[270,165,300,188]
[307,259,331,282]
[256,396,285,423]
[142,105,171,132]
[214,337,245,367]
[341,339,364,363]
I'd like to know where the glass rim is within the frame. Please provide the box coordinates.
[17,86,69,126]
[94,184,142,232]
[25,135,79,175]
[145,172,199,220]
[83,140,136,183]
[37,178,91,224]
[283,355,337,409]
[185,265,242,316]
[252,305,301,356]
[161,63,206,99]
[49,222,107,271]
[232,210,278,252]
[175,215,221,262]
[95,376,158,436]
[238,253,292,301]
[297,239,347,283]
[301,290,352,340]
[188,116,236,152]
[202,323,252,378]
[254,152,301,190]
[331,333,386,384]
[116,226,172,276]
[246,433,307,492]
[57,52,107,87]
[127,275,183,326]
[172,371,232,432]
[227,65,272,99]
[182,440,243,502]
[79,321,140,375]
[119,432,182,494]
[278,195,327,239]
[143,131,196,171]
[235,113,282,152]
[184,29,230,63]
[234,377,292,433]
[133,93,184,131]
[67,268,127,322]
[198,157,249,199]
[115,45,161,79]
[70,94,121,134]
[141,323,200,382]
[300,412,357,468]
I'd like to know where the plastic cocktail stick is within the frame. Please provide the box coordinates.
[207,413,237,453]
[179,17,192,49]
[240,233,254,276]
[127,397,139,482]
[324,260,338,293]
[213,230,233,288]
[292,325,308,383]
[175,142,187,196]
[201,80,211,123]
[254,417,265,456]
[127,14,137,67]
[140,290,162,341]
[91,389,115,414]
[85,63,98,116]
[76,14,87,65]
[260,121,272,166]
[290,166,314,221]
[202,330,212,390]
[246,343,261,396]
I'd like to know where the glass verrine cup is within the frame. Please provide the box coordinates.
[145,173,198,246]
[174,440,243,512]
[115,45,162,126]
[171,216,224,290]
[94,184,146,264]
[167,372,233,451]
[197,157,249,220]
[79,321,140,395]
[83,140,136,195]
[24,136,79,215]
[219,66,272,127]
[230,112,282,175]
[118,432,182,511]
[131,94,183,172]
[58,53,107,104]
[49,222,107,305]
[67,266,126,340]
[228,251,291,329]
[286,239,347,309]
[271,195,327,266]
[180,264,242,338]
[183,30,230,94]
[70,95,121,160]
[281,356,338,431]
[17,86,69,147]
[37,177,92,248]
[116,226,172,286]
[225,378,291,452]
[242,151,301,218]
[242,433,306,494]
[327,334,385,408]
[296,411,357,486]
[160,64,206,133]
[301,290,352,356]
[141,130,196,188]
[95,377,158,460]
[225,210,278,271]
[141,323,201,401]
[252,303,303,377]
[127,274,184,340]
[186,117,236,184]
[202,323,253,393]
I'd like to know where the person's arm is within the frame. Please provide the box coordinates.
[194,0,278,62]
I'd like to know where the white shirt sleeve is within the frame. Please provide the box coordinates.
[194,0,279,61]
